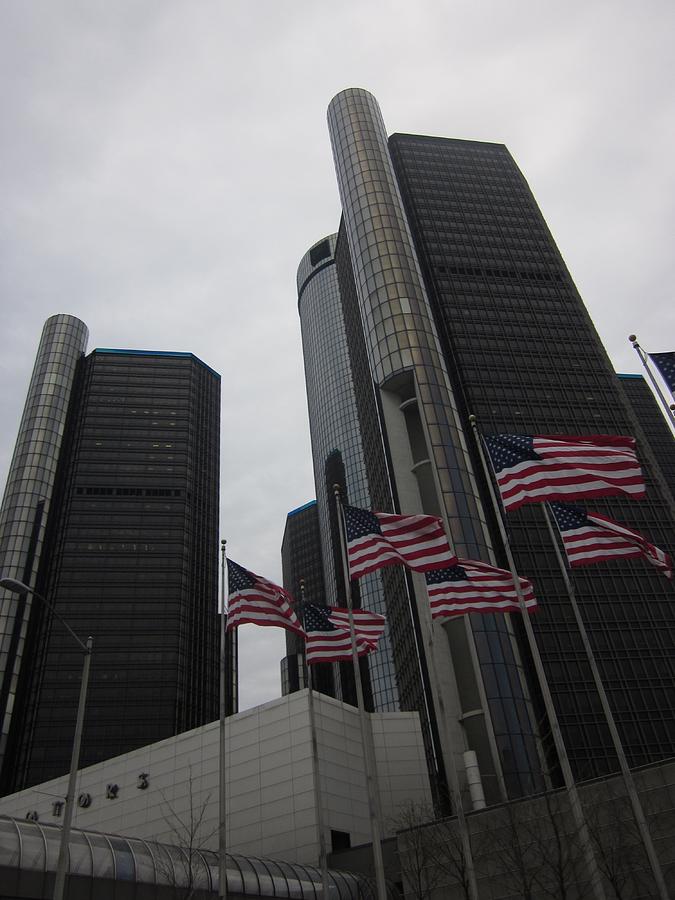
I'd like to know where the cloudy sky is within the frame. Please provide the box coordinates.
[1,0,673,710]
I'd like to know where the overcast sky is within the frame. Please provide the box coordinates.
[1,0,673,711]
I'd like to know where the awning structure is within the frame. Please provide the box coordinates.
[0,816,395,898]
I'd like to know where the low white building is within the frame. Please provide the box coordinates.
[0,689,431,866]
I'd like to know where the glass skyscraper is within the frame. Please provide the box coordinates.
[0,328,230,792]
[388,127,675,781]
[619,373,675,497]
[296,88,675,803]
[280,499,334,698]
[0,315,89,787]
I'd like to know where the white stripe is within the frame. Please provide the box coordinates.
[431,598,536,614]
[585,516,639,540]
[567,546,641,562]
[502,479,643,506]
[499,464,641,487]
[349,531,448,556]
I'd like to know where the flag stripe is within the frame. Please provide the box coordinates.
[345,506,457,579]
[305,605,385,665]
[226,561,305,635]
[550,504,672,578]
[426,558,537,619]
[484,434,645,512]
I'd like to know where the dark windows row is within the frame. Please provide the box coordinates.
[436,263,562,283]
[75,487,182,497]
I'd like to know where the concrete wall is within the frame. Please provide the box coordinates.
[395,757,675,899]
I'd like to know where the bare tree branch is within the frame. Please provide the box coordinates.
[154,766,217,900]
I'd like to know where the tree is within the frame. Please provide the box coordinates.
[481,797,541,900]
[473,787,590,900]
[153,769,218,900]
[391,796,484,900]
[529,789,585,900]
[582,781,652,900]
[391,801,443,900]
[427,813,476,900]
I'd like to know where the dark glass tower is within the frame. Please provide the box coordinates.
[281,501,326,606]
[299,88,675,802]
[4,346,227,791]
[387,129,675,779]
[619,373,675,498]
[280,500,334,698]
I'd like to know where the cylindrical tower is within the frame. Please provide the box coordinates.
[327,89,544,801]
[0,314,89,768]
[298,234,400,711]
[327,88,491,557]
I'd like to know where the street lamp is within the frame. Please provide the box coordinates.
[0,576,93,900]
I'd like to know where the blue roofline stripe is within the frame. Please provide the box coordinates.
[93,348,220,379]
[617,373,644,380]
[287,500,317,517]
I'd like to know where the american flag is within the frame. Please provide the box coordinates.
[425,558,537,618]
[649,351,675,393]
[424,559,537,619]
[549,501,672,579]
[226,559,305,635]
[483,433,645,512]
[344,505,457,579]
[302,603,386,664]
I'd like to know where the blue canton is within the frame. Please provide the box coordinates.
[425,564,467,585]
[344,506,382,540]
[227,559,254,591]
[302,603,336,632]
[549,501,588,532]
[650,351,675,392]
[483,434,540,473]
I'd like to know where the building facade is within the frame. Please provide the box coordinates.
[0,327,230,793]
[386,124,675,780]
[0,691,432,869]
[619,373,675,498]
[296,88,675,806]
[280,499,334,698]
[0,315,89,781]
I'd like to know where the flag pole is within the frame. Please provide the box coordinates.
[219,539,228,900]
[542,504,669,900]
[298,579,331,899]
[416,588,480,900]
[629,335,675,427]
[400,418,482,898]
[469,416,607,900]
[333,485,388,900]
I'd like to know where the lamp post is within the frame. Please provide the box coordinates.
[0,576,93,900]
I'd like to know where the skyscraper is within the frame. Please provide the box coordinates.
[0,323,231,792]
[619,373,675,497]
[297,88,675,802]
[0,315,89,786]
[280,496,376,712]
[280,499,334,698]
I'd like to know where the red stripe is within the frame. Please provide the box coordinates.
[490,435,644,511]
[426,558,537,618]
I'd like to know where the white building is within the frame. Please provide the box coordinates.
[0,690,431,866]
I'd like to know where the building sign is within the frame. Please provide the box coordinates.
[25,773,151,820]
